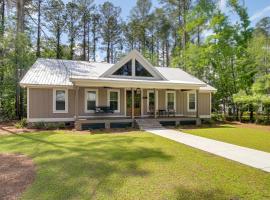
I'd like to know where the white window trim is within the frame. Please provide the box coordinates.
[110,57,156,80]
[187,91,197,112]
[53,88,68,114]
[107,89,120,113]
[85,89,98,113]
[165,91,176,110]
[147,90,158,112]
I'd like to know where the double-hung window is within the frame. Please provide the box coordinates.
[108,89,120,112]
[188,92,197,112]
[85,89,98,113]
[53,89,68,113]
[166,91,176,110]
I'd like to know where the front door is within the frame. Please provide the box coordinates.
[126,90,141,117]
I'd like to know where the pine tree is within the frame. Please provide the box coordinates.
[66,1,79,60]
[44,0,66,59]
[77,0,93,61]
[99,1,122,63]
[90,7,100,62]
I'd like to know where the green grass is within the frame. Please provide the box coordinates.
[0,131,270,200]
[182,125,270,153]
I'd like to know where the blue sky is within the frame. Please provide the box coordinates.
[61,0,270,61]
[93,0,270,26]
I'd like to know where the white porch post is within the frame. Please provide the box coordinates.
[131,88,134,119]
[141,88,143,117]
[154,89,157,119]
[74,86,79,120]
[196,89,199,118]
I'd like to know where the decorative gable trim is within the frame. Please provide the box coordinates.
[100,49,166,80]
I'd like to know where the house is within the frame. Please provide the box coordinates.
[20,50,216,130]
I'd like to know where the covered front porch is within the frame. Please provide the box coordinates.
[73,86,211,130]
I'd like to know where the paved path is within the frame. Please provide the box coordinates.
[146,128,270,173]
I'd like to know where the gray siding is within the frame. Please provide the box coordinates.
[28,87,211,120]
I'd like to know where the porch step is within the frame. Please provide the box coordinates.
[135,118,164,130]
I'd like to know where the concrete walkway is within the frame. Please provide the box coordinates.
[146,128,270,173]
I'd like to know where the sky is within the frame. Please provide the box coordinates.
[92,0,270,26]
[61,0,270,61]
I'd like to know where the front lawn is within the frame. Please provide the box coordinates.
[182,124,270,153]
[0,130,270,199]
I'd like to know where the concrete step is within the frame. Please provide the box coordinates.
[135,118,163,130]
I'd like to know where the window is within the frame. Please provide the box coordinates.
[53,89,68,113]
[85,89,98,113]
[135,60,153,77]
[166,91,176,110]
[188,92,196,112]
[113,60,132,76]
[147,90,157,112]
[108,89,120,112]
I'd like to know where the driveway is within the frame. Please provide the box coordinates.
[146,128,270,173]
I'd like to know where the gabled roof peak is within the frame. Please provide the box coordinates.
[101,49,166,80]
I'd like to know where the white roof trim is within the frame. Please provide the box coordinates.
[100,49,166,80]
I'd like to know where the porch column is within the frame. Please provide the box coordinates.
[141,88,143,117]
[154,89,157,119]
[131,88,134,119]
[196,89,199,118]
[75,86,79,120]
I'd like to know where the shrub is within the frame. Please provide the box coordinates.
[256,117,270,125]
[32,121,46,129]
[225,115,237,121]
[211,113,224,122]
[240,115,250,123]
[32,122,66,130]
[45,123,58,130]
[14,118,28,129]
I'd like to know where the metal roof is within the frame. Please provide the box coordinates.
[20,58,216,92]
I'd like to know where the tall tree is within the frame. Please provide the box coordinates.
[90,7,100,61]
[99,1,122,63]
[66,1,79,60]
[77,0,93,61]
[130,0,152,52]
[154,8,171,67]
[44,0,66,59]
[0,0,5,37]
[32,0,42,58]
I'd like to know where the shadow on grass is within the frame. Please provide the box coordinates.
[175,186,233,200]
[89,128,140,134]
[178,123,235,130]
[0,131,172,199]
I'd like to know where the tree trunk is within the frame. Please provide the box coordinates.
[197,25,200,46]
[0,0,5,37]
[151,33,154,63]
[16,0,25,33]
[156,40,159,66]
[16,0,25,119]
[56,28,61,59]
[162,41,165,67]
[36,0,41,57]
[87,22,90,61]
[82,14,87,61]
[70,35,74,60]
[166,39,170,67]
[106,41,110,63]
[92,26,96,62]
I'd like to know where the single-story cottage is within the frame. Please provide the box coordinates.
[20,50,216,130]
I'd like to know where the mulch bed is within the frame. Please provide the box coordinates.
[0,122,37,136]
[0,153,36,200]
